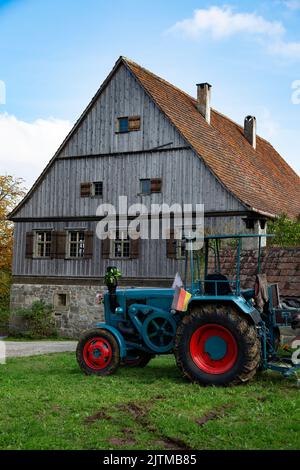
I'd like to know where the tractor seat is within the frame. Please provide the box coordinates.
[204,273,232,296]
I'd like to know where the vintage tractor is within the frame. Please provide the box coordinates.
[76,234,300,386]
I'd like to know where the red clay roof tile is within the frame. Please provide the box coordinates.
[124,58,300,219]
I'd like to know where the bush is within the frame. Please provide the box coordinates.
[268,214,300,247]
[11,301,57,339]
[0,307,10,336]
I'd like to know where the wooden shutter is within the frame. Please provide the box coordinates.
[25,232,34,259]
[130,238,140,259]
[50,232,56,259]
[128,116,141,131]
[151,178,162,193]
[55,232,67,259]
[101,238,110,259]
[84,231,94,259]
[166,229,176,259]
[80,182,91,197]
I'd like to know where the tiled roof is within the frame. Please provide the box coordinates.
[124,58,300,219]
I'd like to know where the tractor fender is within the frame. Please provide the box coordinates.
[95,323,127,358]
[188,296,262,325]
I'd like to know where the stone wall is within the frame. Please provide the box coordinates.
[10,284,106,338]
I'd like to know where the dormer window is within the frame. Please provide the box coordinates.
[116,116,141,133]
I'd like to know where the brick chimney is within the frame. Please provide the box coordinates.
[244,116,257,150]
[197,83,212,124]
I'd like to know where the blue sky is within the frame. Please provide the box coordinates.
[0,0,299,187]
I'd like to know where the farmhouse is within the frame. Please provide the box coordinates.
[9,57,300,336]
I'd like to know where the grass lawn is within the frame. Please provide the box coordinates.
[0,353,299,450]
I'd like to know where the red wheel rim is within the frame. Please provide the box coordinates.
[190,324,238,374]
[83,337,112,370]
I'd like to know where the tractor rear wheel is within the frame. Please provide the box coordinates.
[174,304,261,386]
[76,328,120,376]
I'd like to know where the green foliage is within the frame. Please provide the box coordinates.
[0,306,10,335]
[104,267,122,286]
[12,301,57,339]
[268,214,300,247]
[0,269,11,310]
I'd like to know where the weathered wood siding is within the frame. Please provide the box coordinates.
[12,62,248,279]
[12,216,246,279]
[60,64,186,157]
[14,148,245,219]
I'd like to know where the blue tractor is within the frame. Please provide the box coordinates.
[76,234,300,386]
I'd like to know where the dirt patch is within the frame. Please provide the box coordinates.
[84,395,191,450]
[196,404,232,427]
[84,410,112,424]
[107,437,137,446]
[157,436,193,451]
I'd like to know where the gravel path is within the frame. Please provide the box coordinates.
[2,340,77,358]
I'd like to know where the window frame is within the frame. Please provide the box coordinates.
[139,178,162,195]
[91,181,103,198]
[110,230,131,259]
[140,178,152,195]
[33,231,52,259]
[66,230,86,259]
[116,116,141,134]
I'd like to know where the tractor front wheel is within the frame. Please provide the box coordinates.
[76,328,120,376]
[122,351,154,368]
[174,305,261,386]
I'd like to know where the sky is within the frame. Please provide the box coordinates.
[0,0,299,190]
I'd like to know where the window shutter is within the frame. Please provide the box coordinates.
[166,229,176,259]
[84,231,94,259]
[130,238,140,259]
[151,178,162,193]
[50,232,56,259]
[101,238,110,259]
[80,183,91,197]
[128,116,141,131]
[25,232,34,259]
[55,232,67,259]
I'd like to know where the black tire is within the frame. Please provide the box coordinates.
[76,328,120,376]
[174,304,261,386]
[122,352,154,368]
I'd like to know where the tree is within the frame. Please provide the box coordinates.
[0,176,26,308]
[268,214,300,247]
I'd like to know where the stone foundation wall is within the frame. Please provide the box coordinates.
[10,284,106,338]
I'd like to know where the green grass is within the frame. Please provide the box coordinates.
[0,353,299,450]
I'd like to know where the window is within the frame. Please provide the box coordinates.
[116,116,141,133]
[35,231,52,258]
[53,292,70,312]
[80,182,103,198]
[140,179,151,195]
[111,231,130,259]
[68,231,85,258]
[140,178,162,194]
[92,181,103,197]
[118,117,129,133]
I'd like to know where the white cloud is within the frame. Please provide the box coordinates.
[0,113,72,187]
[168,6,284,40]
[168,6,300,60]
[269,40,300,59]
